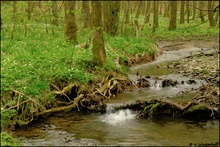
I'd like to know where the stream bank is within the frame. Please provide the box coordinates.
[11,39,219,146]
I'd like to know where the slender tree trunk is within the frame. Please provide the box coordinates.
[91,1,106,67]
[199,1,205,22]
[140,1,152,30]
[134,1,143,37]
[164,1,167,17]
[167,1,170,17]
[180,0,185,24]
[52,1,59,26]
[11,1,17,40]
[65,1,78,44]
[146,1,152,24]
[152,1,159,32]
[159,1,162,15]
[122,1,130,35]
[186,0,190,23]
[214,8,219,25]
[208,1,216,27]
[27,1,33,20]
[192,1,197,20]
[113,1,120,35]
[82,1,91,29]
[168,1,177,30]
[44,13,48,35]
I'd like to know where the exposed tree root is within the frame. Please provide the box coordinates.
[37,94,84,116]
[115,98,219,120]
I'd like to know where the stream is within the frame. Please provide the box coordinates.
[13,47,219,146]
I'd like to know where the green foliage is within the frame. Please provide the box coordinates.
[1,109,17,128]
[1,132,23,146]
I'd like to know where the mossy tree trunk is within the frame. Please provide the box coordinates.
[92,1,106,67]
[65,1,78,44]
[208,1,216,27]
[168,1,177,30]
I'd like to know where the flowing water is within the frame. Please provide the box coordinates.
[13,47,219,146]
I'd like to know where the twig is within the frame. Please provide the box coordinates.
[2,99,30,112]
[50,83,73,102]
[12,90,44,108]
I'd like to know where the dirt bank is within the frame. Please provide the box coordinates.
[158,39,219,51]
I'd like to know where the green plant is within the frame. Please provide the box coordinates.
[1,132,23,146]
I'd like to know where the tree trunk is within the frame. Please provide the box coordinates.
[214,8,219,26]
[11,1,17,40]
[199,1,205,22]
[140,1,152,30]
[82,1,91,29]
[152,1,159,32]
[159,1,162,15]
[92,1,106,67]
[164,1,167,17]
[52,1,59,26]
[208,1,216,27]
[167,1,170,17]
[146,1,152,24]
[186,0,190,23]
[134,1,143,37]
[27,1,34,20]
[122,1,130,35]
[168,1,177,30]
[180,0,185,24]
[65,1,78,44]
[192,1,197,20]
[104,1,120,35]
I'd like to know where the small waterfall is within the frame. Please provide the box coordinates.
[101,106,136,126]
